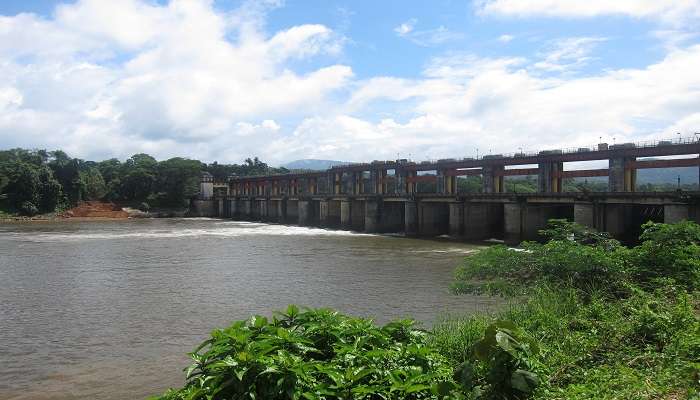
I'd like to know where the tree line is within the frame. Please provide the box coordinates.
[0,148,287,216]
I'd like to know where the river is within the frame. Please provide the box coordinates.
[0,218,497,399]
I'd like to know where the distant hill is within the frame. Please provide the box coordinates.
[637,167,697,185]
[282,159,348,171]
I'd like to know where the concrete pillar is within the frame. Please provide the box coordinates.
[483,165,505,193]
[217,198,224,217]
[395,169,407,194]
[574,202,595,228]
[418,202,449,236]
[298,200,311,226]
[449,202,464,237]
[405,200,418,236]
[406,171,418,194]
[464,203,502,241]
[538,162,563,193]
[437,170,457,194]
[365,198,380,233]
[504,202,523,245]
[230,199,238,219]
[242,199,252,218]
[277,199,286,223]
[340,200,351,229]
[259,200,268,221]
[267,200,278,221]
[609,157,636,192]
[664,204,689,223]
[380,201,404,232]
[369,170,378,194]
[319,200,330,227]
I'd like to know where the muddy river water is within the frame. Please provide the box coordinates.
[0,218,498,399]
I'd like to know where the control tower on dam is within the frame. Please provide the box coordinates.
[192,137,700,244]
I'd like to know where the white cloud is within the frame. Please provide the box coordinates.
[0,0,351,162]
[277,44,700,162]
[1,0,700,166]
[476,0,700,26]
[394,19,463,47]
[532,36,606,72]
[498,34,514,43]
[394,19,416,36]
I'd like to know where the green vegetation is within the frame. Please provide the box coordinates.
[0,148,286,216]
[155,220,699,399]
[154,305,461,400]
[445,220,700,399]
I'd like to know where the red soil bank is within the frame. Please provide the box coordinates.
[61,201,129,219]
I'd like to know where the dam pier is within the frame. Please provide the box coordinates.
[192,138,700,244]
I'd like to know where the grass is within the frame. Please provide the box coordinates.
[432,285,700,399]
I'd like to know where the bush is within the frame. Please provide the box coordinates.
[434,285,700,400]
[452,221,631,296]
[632,221,700,290]
[153,305,464,400]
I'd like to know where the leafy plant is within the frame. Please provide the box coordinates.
[456,321,540,400]
[153,305,463,400]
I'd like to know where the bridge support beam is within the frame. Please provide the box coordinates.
[483,165,505,193]
[664,204,689,223]
[538,162,563,193]
[449,202,464,237]
[437,170,456,194]
[395,169,407,194]
[609,157,636,192]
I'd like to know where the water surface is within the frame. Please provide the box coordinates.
[0,218,497,399]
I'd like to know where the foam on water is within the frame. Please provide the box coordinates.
[4,221,374,242]
[408,248,479,254]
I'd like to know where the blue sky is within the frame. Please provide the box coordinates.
[1,0,699,164]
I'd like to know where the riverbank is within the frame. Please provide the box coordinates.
[0,201,190,222]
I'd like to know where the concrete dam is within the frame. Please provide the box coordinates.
[192,138,700,244]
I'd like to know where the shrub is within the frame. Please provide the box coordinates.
[153,305,463,400]
[631,221,700,290]
[456,320,540,399]
[452,220,631,296]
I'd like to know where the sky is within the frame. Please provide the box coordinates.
[1,0,699,165]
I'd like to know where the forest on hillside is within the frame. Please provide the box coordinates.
[0,148,287,216]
